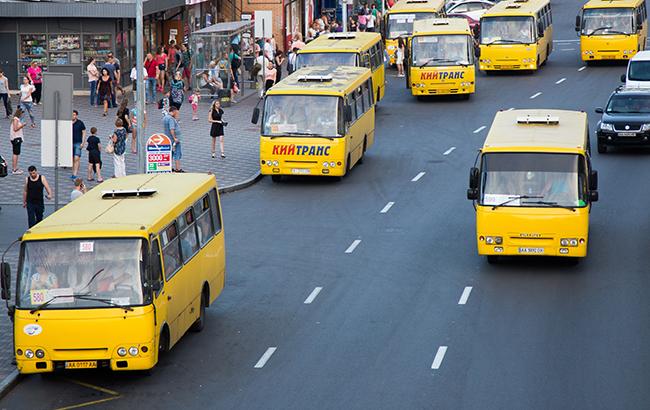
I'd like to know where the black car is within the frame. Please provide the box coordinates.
[596,87,650,153]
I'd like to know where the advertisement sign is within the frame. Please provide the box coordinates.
[146,133,172,173]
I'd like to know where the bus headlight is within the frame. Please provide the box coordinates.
[25,349,34,359]
[128,347,139,356]
[600,122,613,132]
[117,347,127,357]
[460,82,471,87]
[329,162,336,167]
[560,238,579,247]
[623,49,635,54]
[641,123,650,132]
[322,161,329,167]
[583,50,594,55]
[480,59,491,64]
[272,160,279,167]
[485,236,502,245]
[35,349,45,359]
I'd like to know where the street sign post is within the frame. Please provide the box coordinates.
[146,134,173,173]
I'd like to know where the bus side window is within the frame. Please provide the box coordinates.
[356,87,364,115]
[362,81,372,108]
[348,95,358,122]
[196,195,215,247]
[338,97,346,135]
[361,52,371,68]
[208,189,222,234]
[149,237,163,294]
[179,209,199,263]
[161,222,182,280]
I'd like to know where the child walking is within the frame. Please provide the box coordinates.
[86,127,103,182]
[190,89,201,120]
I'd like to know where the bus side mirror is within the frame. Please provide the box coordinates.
[344,106,353,122]
[467,188,479,200]
[575,16,581,32]
[1,262,10,300]
[589,191,599,202]
[251,107,260,124]
[469,167,479,189]
[620,74,626,82]
[589,170,598,191]
[595,107,604,114]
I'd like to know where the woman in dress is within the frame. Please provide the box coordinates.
[97,68,113,116]
[396,37,405,77]
[208,100,225,159]
[155,46,168,92]
[170,71,185,110]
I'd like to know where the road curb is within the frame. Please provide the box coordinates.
[0,369,20,399]
[219,171,263,194]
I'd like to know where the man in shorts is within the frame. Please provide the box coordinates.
[71,110,86,180]
[164,106,184,172]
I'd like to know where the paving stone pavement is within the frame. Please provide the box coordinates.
[1,92,261,205]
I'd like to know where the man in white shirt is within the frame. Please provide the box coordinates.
[130,65,148,102]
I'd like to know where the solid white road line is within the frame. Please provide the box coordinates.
[254,347,277,368]
[473,126,486,133]
[411,172,426,182]
[556,78,566,84]
[578,66,586,72]
[345,239,362,254]
[380,202,395,213]
[530,92,542,99]
[458,286,473,305]
[431,346,448,370]
[304,287,323,304]
[443,147,456,155]
[560,48,576,52]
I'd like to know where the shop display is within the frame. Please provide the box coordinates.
[49,34,81,51]
[50,52,69,65]
[19,34,48,70]
[83,34,112,64]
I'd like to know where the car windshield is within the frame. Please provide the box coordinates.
[480,16,534,44]
[17,238,145,309]
[412,34,472,66]
[606,94,650,113]
[628,61,650,81]
[296,52,358,69]
[387,12,439,38]
[480,153,587,208]
[262,95,340,137]
[582,8,634,35]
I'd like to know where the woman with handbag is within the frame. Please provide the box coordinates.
[110,118,127,177]
[208,100,226,159]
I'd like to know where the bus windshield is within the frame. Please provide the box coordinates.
[412,34,472,66]
[606,94,650,113]
[582,8,635,35]
[297,53,358,68]
[480,153,587,208]
[481,16,535,44]
[628,61,650,81]
[263,95,340,137]
[387,12,439,38]
[17,238,145,309]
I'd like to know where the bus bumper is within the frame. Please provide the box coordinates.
[477,239,587,258]
[411,83,474,96]
[581,50,635,61]
[479,60,538,71]
[260,161,347,177]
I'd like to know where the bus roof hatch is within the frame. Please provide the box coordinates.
[101,189,157,199]
[297,74,334,82]
[516,115,560,125]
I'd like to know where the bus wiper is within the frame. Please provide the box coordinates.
[74,295,134,311]
[30,293,89,314]
[484,39,522,45]
[285,132,334,140]
[587,26,622,36]
[491,195,543,210]
[521,200,576,212]
[419,58,457,68]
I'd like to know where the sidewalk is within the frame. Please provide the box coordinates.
[1,91,262,205]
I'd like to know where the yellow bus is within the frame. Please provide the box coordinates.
[479,0,553,72]
[252,66,375,182]
[466,109,599,264]
[384,0,447,65]
[407,18,476,98]
[296,32,385,103]
[576,0,648,62]
[0,173,225,373]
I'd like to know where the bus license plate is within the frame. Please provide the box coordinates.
[291,168,310,175]
[618,132,636,137]
[65,361,97,369]
[518,247,544,254]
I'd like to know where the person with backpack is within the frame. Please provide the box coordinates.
[229,46,241,88]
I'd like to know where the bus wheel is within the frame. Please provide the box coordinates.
[158,327,170,357]
[190,291,207,332]
[461,93,470,101]
[271,175,282,183]
[358,138,367,164]
[346,154,352,174]
[377,87,381,102]
[597,143,607,154]
[486,255,499,264]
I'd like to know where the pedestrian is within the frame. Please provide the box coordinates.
[23,165,52,228]
[349,16,359,32]
[86,126,103,182]
[129,105,146,154]
[156,46,168,92]
[190,89,200,120]
[19,76,36,128]
[130,63,147,102]
[366,7,377,32]
[103,54,120,108]
[159,90,171,118]
[287,47,298,75]
[181,44,192,91]
[208,100,226,159]
[217,52,232,88]
[0,69,11,118]
[27,61,43,105]
[358,10,368,32]
[71,110,87,180]
[10,107,25,175]
[170,71,184,110]
[274,50,285,82]
[229,46,241,88]
[396,37,406,77]
[86,58,100,107]
[264,61,277,93]
[144,53,158,104]
[291,33,305,50]
[173,44,183,78]
[116,99,132,152]
[168,40,177,78]
[97,68,113,116]
[111,118,127,178]
[70,178,86,202]
[164,106,184,172]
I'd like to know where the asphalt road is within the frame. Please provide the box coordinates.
[3,1,650,408]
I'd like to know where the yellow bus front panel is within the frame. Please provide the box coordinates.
[580,34,641,61]
[476,206,589,258]
[260,137,349,177]
[410,66,475,95]
[14,306,157,374]
[479,44,539,71]
[385,38,399,65]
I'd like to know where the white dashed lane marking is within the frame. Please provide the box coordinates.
[411,172,426,182]
[578,66,586,72]
[254,347,277,369]
[530,92,542,99]
[304,287,323,304]
[556,78,566,84]
[431,346,448,370]
[380,202,395,213]
[458,287,473,305]
[473,126,486,134]
[443,147,456,155]
[345,239,362,254]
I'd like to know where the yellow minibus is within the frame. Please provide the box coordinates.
[384,0,447,65]
[576,0,648,62]
[479,0,553,72]
[1,173,226,373]
[466,109,599,263]
[407,18,476,98]
[252,66,375,182]
[296,32,385,102]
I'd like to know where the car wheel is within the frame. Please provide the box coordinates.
[597,143,607,154]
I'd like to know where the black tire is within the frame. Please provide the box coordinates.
[158,328,169,357]
[358,138,367,164]
[461,93,470,100]
[376,87,381,103]
[190,292,206,332]
[597,143,607,154]
[567,257,580,266]
[486,255,499,264]
[271,175,281,183]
